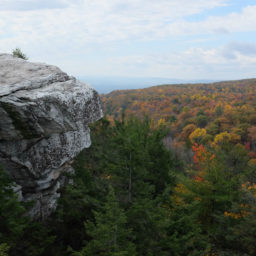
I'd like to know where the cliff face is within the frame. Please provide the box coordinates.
[0,54,103,219]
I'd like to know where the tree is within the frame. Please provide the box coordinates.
[77,186,136,256]
[181,124,197,140]
[12,48,28,60]
[189,128,207,144]
[171,143,256,255]
[0,166,56,256]
[196,114,208,128]
[72,117,177,255]
[212,131,231,149]
[248,126,256,151]
[0,166,27,251]
[214,105,223,117]
[109,117,176,255]
[0,244,9,256]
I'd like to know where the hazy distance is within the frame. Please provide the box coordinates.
[79,76,217,94]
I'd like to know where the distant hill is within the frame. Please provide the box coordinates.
[101,78,256,153]
[78,75,217,93]
[102,78,256,116]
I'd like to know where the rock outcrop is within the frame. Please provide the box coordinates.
[0,54,103,219]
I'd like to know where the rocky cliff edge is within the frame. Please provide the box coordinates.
[0,54,103,219]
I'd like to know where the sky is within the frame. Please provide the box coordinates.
[0,0,256,81]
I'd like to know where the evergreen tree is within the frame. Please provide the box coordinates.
[0,166,55,256]
[0,243,9,256]
[77,186,136,256]
[107,117,176,255]
[0,166,27,253]
[170,143,254,255]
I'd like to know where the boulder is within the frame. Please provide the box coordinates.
[0,54,103,219]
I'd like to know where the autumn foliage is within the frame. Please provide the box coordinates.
[102,79,256,166]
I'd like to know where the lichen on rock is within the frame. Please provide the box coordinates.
[0,54,103,219]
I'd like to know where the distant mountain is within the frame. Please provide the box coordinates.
[78,76,218,94]
[101,78,256,128]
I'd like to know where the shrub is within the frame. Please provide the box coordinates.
[12,48,28,60]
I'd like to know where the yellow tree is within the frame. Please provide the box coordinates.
[212,131,231,149]
[189,128,207,144]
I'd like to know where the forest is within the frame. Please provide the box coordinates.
[102,79,256,163]
[1,79,256,255]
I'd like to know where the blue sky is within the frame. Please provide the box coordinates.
[0,0,256,81]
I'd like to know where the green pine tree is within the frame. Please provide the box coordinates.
[108,117,177,255]
[0,243,9,256]
[0,166,27,251]
[77,186,136,256]
[169,143,253,255]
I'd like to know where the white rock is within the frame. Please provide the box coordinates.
[0,54,103,219]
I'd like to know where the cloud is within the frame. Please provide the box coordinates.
[0,0,229,47]
[0,0,255,79]
[0,0,77,11]
[222,42,256,60]
[109,42,256,79]
[158,5,256,36]
[0,0,255,53]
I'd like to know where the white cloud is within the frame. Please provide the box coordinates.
[170,5,256,36]
[0,0,255,54]
[109,42,256,79]
[0,0,256,79]
[221,42,256,59]
[0,0,64,11]
[0,0,229,49]
[0,0,83,11]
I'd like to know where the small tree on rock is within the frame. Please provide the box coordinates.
[12,48,28,60]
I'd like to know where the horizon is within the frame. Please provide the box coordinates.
[79,75,218,94]
[1,0,256,93]
[79,75,256,94]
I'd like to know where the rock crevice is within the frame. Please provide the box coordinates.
[0,54,103,219]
